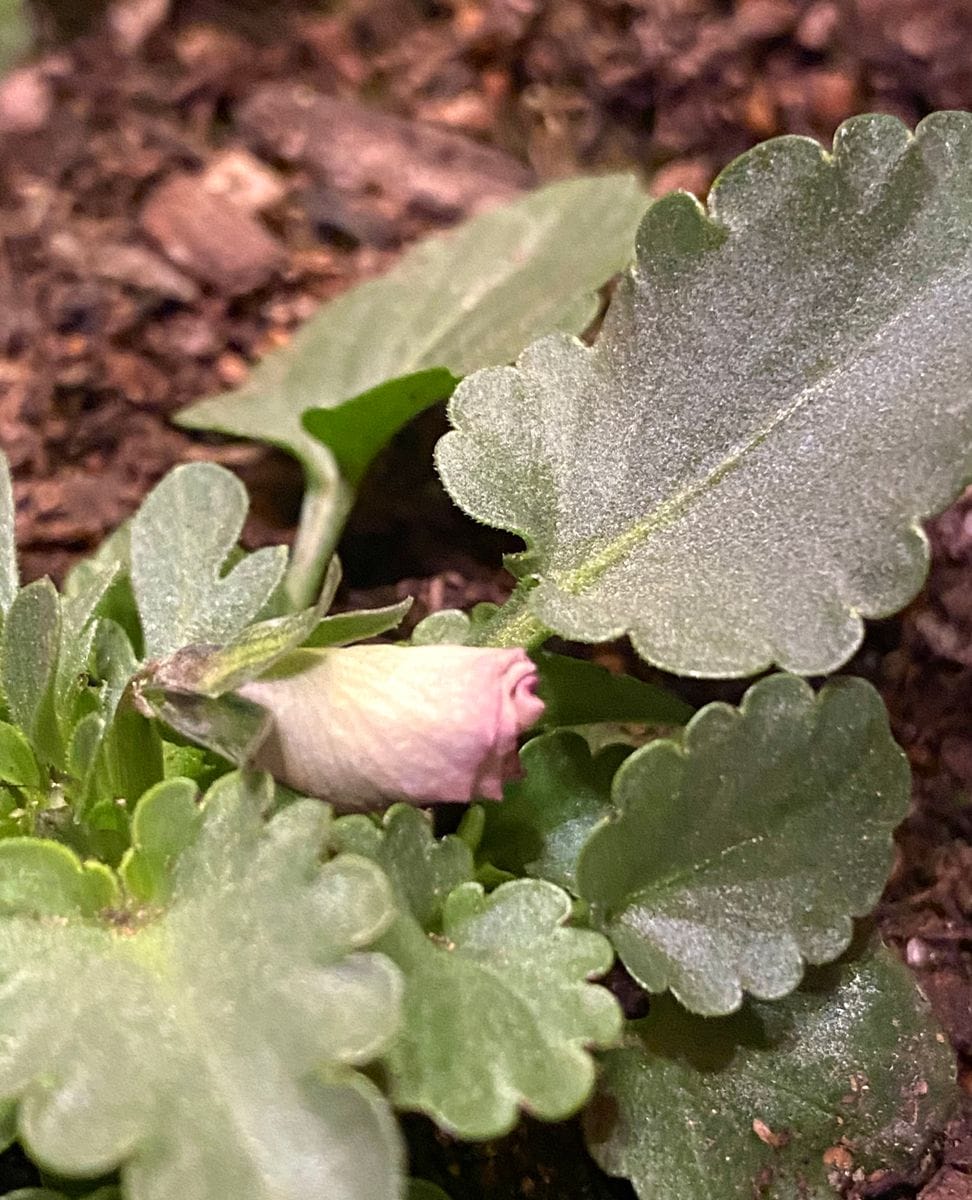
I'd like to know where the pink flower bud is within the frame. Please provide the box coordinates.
[237,644,545,811]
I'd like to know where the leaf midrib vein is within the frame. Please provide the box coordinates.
[554,253,969,597]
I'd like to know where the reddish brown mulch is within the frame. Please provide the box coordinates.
[1,1,972,1196]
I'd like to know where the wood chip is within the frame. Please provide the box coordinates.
[200,148,287,215]
[139,172,285,295]
[238,83,533,225]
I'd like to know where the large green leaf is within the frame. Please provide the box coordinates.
[576,674,909,1015]
[178,175,648,604]
[437,112,972,675]
[0,773,405,1200]
[130,464,287,659]
[586,941,956,1200]
[334,805,621,1139]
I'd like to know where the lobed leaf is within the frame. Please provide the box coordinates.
[481,731,629,894]
[333,805,621,1139]
[410,607,495,646]
[437,112,972,676]
[119,777,202,904]
[576,674,909,1015]
[585,941,956,1200]
[0,773,405,1200]
[131,464,286,659]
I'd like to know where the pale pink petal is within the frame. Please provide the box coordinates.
[238,644,544,812]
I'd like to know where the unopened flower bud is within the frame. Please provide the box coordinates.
[238,644,544,811]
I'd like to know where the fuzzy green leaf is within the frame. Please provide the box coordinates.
[482,731,628,894]
[2,580,61,763]
[54,563,120,737]
[438,113,972,675]
[0,839,118,917]
[576,674,909,1015]
[410,606,495,646]
[303,600,413,649]
[334,804,621,1139]
[131,464,287,659]
[70,620,163,824]
[586,941,956,1200]
[0,773,404,1200]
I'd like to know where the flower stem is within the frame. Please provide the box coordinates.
[470,584,550,650]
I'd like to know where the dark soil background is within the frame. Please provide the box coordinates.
[1,0,971,1196]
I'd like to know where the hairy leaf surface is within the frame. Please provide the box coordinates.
[585,942,955,1200]
[576,674,909,1014]
[334,805,621,1138]
[0,773,405,1200]
[437,113,972,675]
[131,464,286,659]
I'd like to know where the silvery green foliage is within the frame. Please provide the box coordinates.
[438,112,972,676]
[333,806,621,1139]
[0,108,962,1199]
[576,675,909,1015]
[0,774,404,1200]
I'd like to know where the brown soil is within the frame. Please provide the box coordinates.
[1,0,971,1196]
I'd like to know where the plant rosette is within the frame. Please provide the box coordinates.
[0,109,965,1200]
